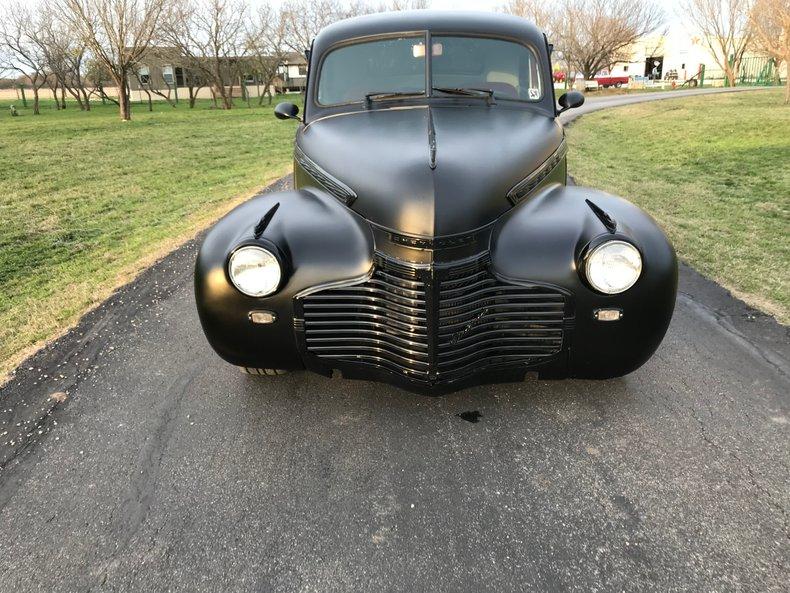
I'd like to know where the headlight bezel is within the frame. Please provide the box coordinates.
[582,238,643,295]
[226,242,284,298]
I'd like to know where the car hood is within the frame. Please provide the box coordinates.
[297,105,564,238]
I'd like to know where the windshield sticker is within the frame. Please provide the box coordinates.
[528,88,540,100]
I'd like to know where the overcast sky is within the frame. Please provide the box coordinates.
[252,0,686,27]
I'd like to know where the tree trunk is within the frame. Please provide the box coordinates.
[49,84,61,110]
[724,62,736,87]
[214,83,232,110]
[60,86,66,109]
[66,86,85,110]
[118,78,132,121]
[32,87,40,115]
[81,87,91,111]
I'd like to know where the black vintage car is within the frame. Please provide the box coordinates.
[195,11,677,395]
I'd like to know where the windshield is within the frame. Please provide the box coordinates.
[317,36,426,105]
[316,35,543,106]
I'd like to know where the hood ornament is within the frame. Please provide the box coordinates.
[427,107,437,170]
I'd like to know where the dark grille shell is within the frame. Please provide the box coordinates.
[299,256,567,385]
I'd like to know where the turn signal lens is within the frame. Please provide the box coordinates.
[594,308,623,321]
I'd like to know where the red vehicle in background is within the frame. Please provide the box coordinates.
[594,75,630,88]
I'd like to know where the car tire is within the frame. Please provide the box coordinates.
[240,367,289,376]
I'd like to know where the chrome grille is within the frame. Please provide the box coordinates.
[437,267,565,377]
[299,256,566,384]
[301,264,431,379]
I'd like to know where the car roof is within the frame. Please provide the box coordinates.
[312,10,546,55]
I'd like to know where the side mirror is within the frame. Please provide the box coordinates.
[557,90,585,113]
[274,102,301,121]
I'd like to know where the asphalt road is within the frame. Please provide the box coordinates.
[1,88,788,593]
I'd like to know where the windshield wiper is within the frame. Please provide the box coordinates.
[364,91,424,108]
[432,87,497,105]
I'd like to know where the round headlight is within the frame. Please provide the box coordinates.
[228,246,281,297]
[585,240,642,294]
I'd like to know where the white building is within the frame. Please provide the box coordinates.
[605,25,779,85]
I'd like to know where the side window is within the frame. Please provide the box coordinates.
[138,66,150,85]
[162,65,174,85]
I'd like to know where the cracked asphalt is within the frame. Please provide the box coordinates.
[1,88,788,592]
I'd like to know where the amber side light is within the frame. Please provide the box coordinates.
[594,308,623,322]
[249,311,277,324]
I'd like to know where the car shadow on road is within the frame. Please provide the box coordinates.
[233,366,636,434]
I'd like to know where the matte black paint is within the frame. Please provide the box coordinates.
[194,10,678,394]
[297,106,563,237]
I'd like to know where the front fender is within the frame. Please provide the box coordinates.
[195,188,374,369]
[491,183,678,378]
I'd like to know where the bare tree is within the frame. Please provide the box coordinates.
[161,0,249,110]
[682,0,754,87]
[246,4,289,105]
[374,0,429,10]
[750,0,790,102]
[281,0,372,53]
[36,8,91,110]
[133,47,179,106]
[501,0,663,82]
[132,66,155,111]
[500,0,565,78]
[500,0,558,36]
[555,0,665,81]
[0,3,50,114]
[84,57,120,105]
[184,68,207,108]
[61,0,170,120]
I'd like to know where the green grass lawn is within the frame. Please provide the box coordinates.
[0,98,299,378]
[566,89,789,323]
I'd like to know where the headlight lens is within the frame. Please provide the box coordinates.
[585,240,642,294]
[228,246,281,297]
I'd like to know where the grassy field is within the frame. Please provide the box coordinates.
[0,98,299,379]
[566,89,789,323]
